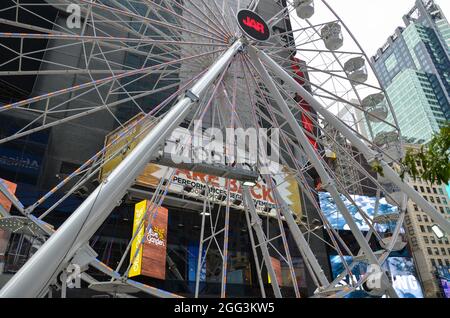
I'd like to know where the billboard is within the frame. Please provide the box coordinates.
[136,166,302,217]
[0,116,49,185]
[268,257,283,286]
[0,148,42,177]
[129,200,168,280]
[329,255,424,298]
[436,266,450,298]
[318,192,399,232]
[100,114,303,219]
[188,243,207,283]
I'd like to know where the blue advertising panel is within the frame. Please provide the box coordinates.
[387,257,423,298]
[319,192,399,232]
[187,243,206,282]
[0,116,49,185]
[0,147,42,177]
[330,255,424,298]
[187,242,207,293]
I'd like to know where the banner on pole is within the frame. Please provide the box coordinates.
[129,200,168,280]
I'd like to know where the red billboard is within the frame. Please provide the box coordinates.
[291,56,318,150]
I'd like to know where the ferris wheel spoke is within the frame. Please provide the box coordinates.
[142,0,230,41]
[265,78,407,221]
[164,0,231,41]
[0,47,224,116]
[81,5,205,62]
[78,0,225,44]
[197,0,234,37]
[4,1,78,35]
[262,44,447,264]
[28,68,210,215]
[0,32,228,47]
[240,56,336,289]
[69,1,222,65]
[0,75,182,146]
[267,69,398,130]
[242,60,356,279]
[245,47,401,297]
[271,53,381,91]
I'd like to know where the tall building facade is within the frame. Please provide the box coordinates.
[370,0,450,144]
[369,1,450,297]
[402,145,450,298]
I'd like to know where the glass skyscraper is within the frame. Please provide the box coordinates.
[370,0,450,144]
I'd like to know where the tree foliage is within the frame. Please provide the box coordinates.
[400,123,450,185]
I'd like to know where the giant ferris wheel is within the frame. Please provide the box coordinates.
[0,0,448,298]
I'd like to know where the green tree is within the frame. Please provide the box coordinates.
[400,123,450,185]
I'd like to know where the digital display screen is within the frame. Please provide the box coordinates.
[319,192,399,232]
[329,255,424,298]
[437,266,450,298]
[440,279,450,298]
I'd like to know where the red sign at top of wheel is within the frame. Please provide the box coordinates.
[237,10,271,42]
[243,16,265,34]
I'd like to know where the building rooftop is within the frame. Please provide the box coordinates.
[371,0,447,63]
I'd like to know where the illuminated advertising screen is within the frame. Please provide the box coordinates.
[129,200,168,280]
[437,266,450,298]
[441,279,450,298]
[319,192,399,232]
[268,257,283,286]
[188,243,206,282]
[329,255,424,298]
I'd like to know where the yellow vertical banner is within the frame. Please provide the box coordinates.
[129,200,147,278]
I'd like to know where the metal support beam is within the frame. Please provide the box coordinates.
[248,46,398,298]
[195,188,209,298]
[242,187,282,298]
[271,189,330,288]
[257,48,450,235]
[0,40,243,298]
[244,204,267,298]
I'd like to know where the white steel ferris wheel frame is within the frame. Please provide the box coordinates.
[0,0,448,299]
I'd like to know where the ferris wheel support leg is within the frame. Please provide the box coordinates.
[243,201,267,298]
[0,40,243,298]
[248,46,398,298]
[257,49,450,236]
[271,189,330,288]
[242,187,283,298]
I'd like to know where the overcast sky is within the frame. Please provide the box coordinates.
[327,0,450,56]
